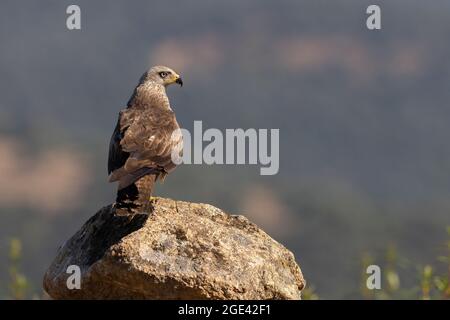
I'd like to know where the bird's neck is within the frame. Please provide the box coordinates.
[127,82,171,110]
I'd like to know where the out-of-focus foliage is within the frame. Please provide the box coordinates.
[7,239,29,300]
[304,227,450,300]
[302,286,320,300]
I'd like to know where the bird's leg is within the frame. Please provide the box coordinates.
[114,183,140,215]
[134,174,157,214]
[148,170,164,203]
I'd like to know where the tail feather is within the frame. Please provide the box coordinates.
[116,167,156,190]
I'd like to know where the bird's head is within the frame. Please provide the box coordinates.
[144,65,183,87]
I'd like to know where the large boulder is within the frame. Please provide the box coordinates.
[43,197,305,299]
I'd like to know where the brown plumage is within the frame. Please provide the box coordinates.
[108,66,183,214]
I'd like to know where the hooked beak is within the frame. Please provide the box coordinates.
[175,77,183,87]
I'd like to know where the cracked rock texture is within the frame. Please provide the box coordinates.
[43,197,305,299]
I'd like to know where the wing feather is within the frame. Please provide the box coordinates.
[107,104,181,185]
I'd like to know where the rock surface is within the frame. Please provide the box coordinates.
[43,198,305,299]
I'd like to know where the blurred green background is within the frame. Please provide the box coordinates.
[0,0,449,299]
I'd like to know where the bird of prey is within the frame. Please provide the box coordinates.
[108,66,183,214]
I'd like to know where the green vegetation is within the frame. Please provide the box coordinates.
[303,227,450,300]
[7,238,30,300]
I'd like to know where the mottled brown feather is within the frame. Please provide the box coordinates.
[107,68,183,213]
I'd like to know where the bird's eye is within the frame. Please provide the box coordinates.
[159,71,169,78]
